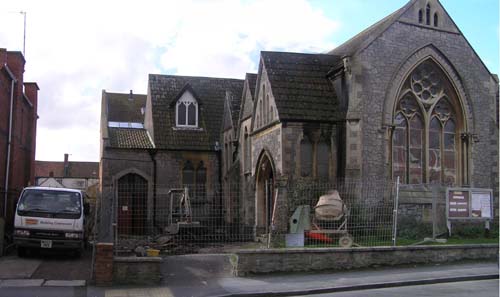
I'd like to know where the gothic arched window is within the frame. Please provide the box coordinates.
[300,137,313,177]
[433,13,438,27]
[392,60,463,185]
[409,115,423,184]
[176,91,198,127]
[418,9,423,23]
[244,128,250,172]
[426,4,431,25]
[196,161,207,200]
[182,160,195,185]
[317,140,330,180]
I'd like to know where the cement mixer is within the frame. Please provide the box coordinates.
[308,190,353,247]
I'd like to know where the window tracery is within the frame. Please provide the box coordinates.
[426,4,431,25]
[176,92,198,127]
[392,60,462,185]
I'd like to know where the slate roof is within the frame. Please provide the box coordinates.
[261,51,341,122]
[246,73,257,99]
[108,127,154,149]
[328,1,414,56]
[241,73,257,120]
[106,92,147,123]
[35,161,99,178]
[229,90,242,131]
[148,74,244,150]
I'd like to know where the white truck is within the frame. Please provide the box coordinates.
[13,187,89,257]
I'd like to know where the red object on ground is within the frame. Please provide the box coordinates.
[305,231,333,243]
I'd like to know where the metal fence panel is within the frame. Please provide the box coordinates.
[111,179,396,255]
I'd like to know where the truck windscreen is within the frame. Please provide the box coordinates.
[17,190,82,219]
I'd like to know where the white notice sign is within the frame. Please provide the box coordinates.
[471,192,492,218]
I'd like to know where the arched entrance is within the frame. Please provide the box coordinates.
[255,152,275,236]
[117,173,148,235]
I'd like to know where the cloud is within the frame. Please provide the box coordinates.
[160,0,339,77]
[0,0,340,161]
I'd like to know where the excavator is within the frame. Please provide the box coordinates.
[165,187,200,235]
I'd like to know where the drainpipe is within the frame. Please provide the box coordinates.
[148,149,158,230]
[3,64,17,218]
[215,142,223,224]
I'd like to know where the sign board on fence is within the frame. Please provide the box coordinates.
[448,190,469,218]
[446,187,493,236]
[471,192,492,218]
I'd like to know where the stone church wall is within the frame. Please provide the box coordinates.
[251,124,282,177]
[352,19,498,204]
[99,149,153,242]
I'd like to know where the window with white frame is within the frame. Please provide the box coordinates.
[176,91,198,127]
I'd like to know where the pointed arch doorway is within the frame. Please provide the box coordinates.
[255,151,275,236]
[117,173,148,235]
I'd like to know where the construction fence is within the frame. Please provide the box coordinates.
[108,178,406,255]
[0,188,21,228]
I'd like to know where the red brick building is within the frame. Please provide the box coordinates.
[0,49,39,225]
[35,153,99,190]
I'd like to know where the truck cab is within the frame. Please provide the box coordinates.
[13,187,89,257]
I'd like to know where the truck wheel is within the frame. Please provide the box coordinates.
[73,249,82,258]
[17,247,27,258]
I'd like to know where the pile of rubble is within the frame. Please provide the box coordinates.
[117,235,201,256]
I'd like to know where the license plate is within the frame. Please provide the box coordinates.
[40,240,52,248]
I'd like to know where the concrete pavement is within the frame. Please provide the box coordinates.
[0,256,41,279]
[105,259,499,297]
[0,253,497,297]
[0,253,88,290]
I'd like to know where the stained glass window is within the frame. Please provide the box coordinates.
[392,60,462,185]
[392,113,407,183]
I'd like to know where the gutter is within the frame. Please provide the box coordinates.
[3,64,17,218]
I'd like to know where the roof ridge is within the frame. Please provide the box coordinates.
[105,91,147,96]
[262,51,336,56]
[149,73,244,81]
[328,0,416,56]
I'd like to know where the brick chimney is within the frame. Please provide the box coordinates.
[24,82,39,184]
[6,51,25,96]
[64,153,69,177]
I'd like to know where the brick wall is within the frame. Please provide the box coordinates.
[94,243,114,286]
[0,50,38,224]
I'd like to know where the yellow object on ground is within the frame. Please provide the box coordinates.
[146,249,160,257]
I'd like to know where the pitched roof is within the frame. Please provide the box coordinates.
[35,161,99,178]
[328,0,414,56]
[148,74,244,150]
[261,51,341,122]
[106,92,147,123]
[229,90,242,130]
[241,73,257,121]
[246,73,257,99]
[108,127,154,149]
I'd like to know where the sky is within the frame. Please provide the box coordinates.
[0,0,498,162]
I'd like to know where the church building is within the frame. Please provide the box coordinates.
[99,0,498,242]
